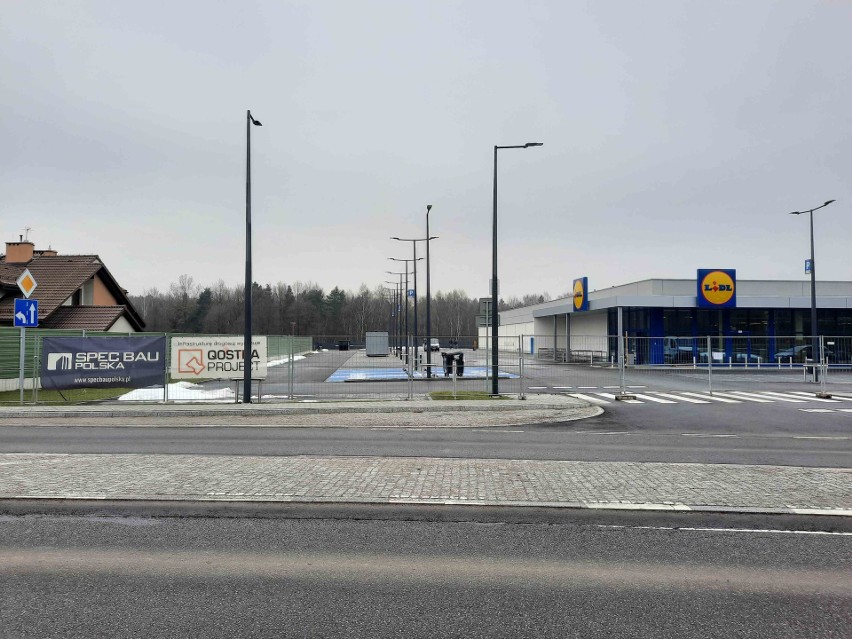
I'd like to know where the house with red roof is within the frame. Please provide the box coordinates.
[0,238,145,332]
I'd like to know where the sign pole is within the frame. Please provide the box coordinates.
[19,327,26,405]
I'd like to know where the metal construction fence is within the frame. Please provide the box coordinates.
[1,329,850,404]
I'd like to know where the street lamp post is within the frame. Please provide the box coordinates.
[386,270,408,358]
[243,110,262,404]
[425,205,433,378]
[790,199,835,381]
[388,260,421,365]
[392,236,437,373]
[384,280,400,353]
[491,142,543,395]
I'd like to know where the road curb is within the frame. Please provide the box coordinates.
[1,495,849,517]
[0,397,596,420]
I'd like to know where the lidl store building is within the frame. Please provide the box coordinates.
[484,270,852,365]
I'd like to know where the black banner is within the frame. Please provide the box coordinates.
[41,336,166,390]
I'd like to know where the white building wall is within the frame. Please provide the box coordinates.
[107,316,136,333]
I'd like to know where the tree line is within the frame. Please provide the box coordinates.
[130,276,552,341]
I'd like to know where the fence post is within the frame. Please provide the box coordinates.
[408,334,413,400]
[817,335,831,398]
[452,356,457,399]
[163,334,170,403]
[32,334,39,405]
[485,327,490,394]
[707,335,713,395]
[519,335,525,400]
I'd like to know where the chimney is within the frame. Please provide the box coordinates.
[5,239,35,264]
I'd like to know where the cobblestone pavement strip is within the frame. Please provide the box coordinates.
[0,454,849,512]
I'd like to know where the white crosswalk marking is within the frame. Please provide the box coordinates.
[786,391,849,403]
[565,388,852,409]
[651,392,710,404]
[596,392,643,404]
[568,393,611,404]
[759,391,832,403]
[727,391,802,403]
[709,392,773,403]
[679,392,742,403]
[631,393,676,404]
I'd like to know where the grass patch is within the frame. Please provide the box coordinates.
[429,390,510,401]
[0,387,133,405]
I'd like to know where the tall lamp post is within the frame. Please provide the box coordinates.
[243,110,262,403]
[491,142,543,395]
[392,235,437,374]
[790,199,835,381]
[384,281,400,353]
[388,257,423,366]
[386,270,409,358]
[425,205,434,378]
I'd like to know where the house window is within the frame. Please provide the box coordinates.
[81,279,94,305]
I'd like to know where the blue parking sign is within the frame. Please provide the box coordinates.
[13,298,38,327]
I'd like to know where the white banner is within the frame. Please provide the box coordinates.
[170,336,267,380]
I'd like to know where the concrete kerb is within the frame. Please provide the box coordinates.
[0,393,602,422]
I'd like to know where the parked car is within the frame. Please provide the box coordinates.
[773,345,834,363]
[423,338,441,352]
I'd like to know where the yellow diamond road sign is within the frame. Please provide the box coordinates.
[16,269,38,299]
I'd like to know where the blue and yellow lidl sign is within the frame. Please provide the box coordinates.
[573,277,589,312]
[697,269,736,308]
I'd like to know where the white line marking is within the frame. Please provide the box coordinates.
[748,391,808,403]
[681,433,739,438]
[578,386,598,389]
[552,386,573,389]
[527,386,548,390]
[626,386,647,389]
[792,435,849,440]
[718,391,774,403]
[840,409,852,413]
[596,392,643,404]
[787,391,851,402]
[568,393,611,405]
[799,409,836,413]
[679,392,742,403]
[603,386,620,389]
[630,393,677,404]
[653,392,710,404]
[762,391,840,403]
[573,431,631,435]
[597,525,852,536]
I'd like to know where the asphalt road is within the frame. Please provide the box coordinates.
[2,506,849,638]
[1,401,849,466]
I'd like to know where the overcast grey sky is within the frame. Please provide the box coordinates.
[2,0,850,300]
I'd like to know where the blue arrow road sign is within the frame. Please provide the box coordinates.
[14,299,38,328]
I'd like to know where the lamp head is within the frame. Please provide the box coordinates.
[524,142,543,148]
[824,200,835,206]
[426,204,432,212]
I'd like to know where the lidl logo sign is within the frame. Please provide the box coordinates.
[697,269,736,308]
[573,277,589,312]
